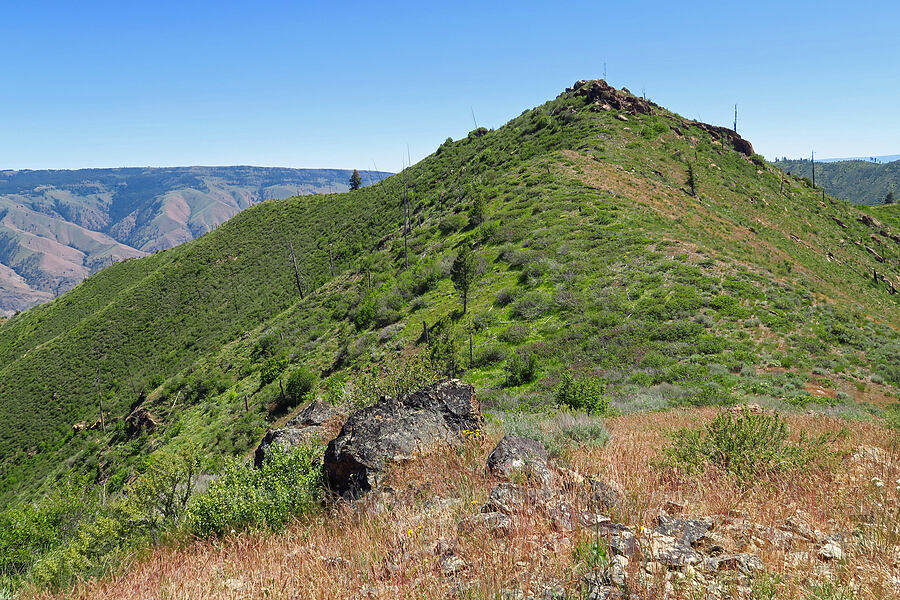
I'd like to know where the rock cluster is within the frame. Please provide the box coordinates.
[566,79,657,116]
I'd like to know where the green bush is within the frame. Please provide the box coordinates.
[186,445,323,538]
[285,366,317,404]
[474,343,508,367]
[17,445,203,590]
[504,349,539,386]
[259,355,289,387]
[499,323,530,344]
[555,372,609,415]
[495,288,515,306]
[438,213,468,234]
[663,409,843,483]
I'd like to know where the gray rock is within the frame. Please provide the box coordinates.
[647,532,700,567]
[324,380,480,497]
[818,542,844,561]
[253,425,323,467]
[655,514,714,548]
[487,435,552,485]
[590,479,622,512]
[287,399,338,427]
[458,511,512,534]
[700,553,763,574]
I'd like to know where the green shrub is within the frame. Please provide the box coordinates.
[21,445,203,590]
[259,355,289,387]
[555,373,609,415]
[474,344,508,367]
[499,323,530,344]
[285,367,316,404]
[495,288,515,306]
[663,409,843,483]
[510,290,552,319]
[352,291,378,330]
[186,445,323,538]
[504,349,539,386]
[438,213,468,234]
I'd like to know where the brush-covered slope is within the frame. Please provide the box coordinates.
[1,80,899,506]
[0,167,390,314]
[775,157,900,205]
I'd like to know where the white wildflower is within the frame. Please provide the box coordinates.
[872,477,885,488]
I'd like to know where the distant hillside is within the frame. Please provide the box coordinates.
[0,167,390,314]
[774,158,899,205]
[819,154,900,163]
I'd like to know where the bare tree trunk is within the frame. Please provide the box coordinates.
[289,241,304,299]
[96,361,106,432]
[811,151,816,188]
[329,242,335,278]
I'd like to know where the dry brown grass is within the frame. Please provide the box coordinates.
[32,408,900,600]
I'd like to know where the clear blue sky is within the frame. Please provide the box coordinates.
[2,1,898,172]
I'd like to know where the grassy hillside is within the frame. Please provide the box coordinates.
[0,167,390,313]
[775,157,900,205]
[2,79,899,522]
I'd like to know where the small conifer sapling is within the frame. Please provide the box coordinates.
[450,244,478,314]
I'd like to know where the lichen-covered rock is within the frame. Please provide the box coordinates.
[487,435,552,485]
[655,514,714,548]
[324,380,480,498]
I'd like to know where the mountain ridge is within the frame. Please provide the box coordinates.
[1,83,899,596]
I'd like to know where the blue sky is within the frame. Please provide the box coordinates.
[1,1,898,172]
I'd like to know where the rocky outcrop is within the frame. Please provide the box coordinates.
[124,406,158,437]
[324,380,481,498]
[254,399,339,467]
[567,79,657,115]
[687,121,755,157]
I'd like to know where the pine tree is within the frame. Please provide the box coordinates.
[687,163,697,197]
[450,244,478,314]
[349,169,362,191]
[885,191,895,205]
[470,190,485,226]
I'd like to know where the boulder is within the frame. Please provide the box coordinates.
[487,435,552,485]
[324,380,480,497]
[654,515,714,548]
[253,399,340,467]
[287,399,338,427]
[254,426,323,467]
